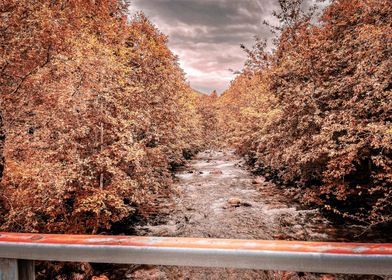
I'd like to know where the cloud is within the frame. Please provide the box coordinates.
[129,0,323,93]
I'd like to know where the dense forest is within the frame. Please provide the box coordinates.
[0,0,391,278]
[0,0,205,234]
[3,0,390,234]
[216,0,391,227]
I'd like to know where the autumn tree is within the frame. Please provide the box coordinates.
[0,0,203,234]
[217,0,391,226]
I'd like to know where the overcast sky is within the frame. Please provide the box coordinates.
[129,0,321,94]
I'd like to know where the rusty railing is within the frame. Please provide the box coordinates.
[0,232,391,279]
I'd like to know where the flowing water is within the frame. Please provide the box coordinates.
[103,150,389,280]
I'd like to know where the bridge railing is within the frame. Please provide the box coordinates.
[0,232,391,279]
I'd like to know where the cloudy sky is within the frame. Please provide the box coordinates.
[129,0,321,94]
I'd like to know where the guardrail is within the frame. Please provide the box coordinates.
[0,232,391,279]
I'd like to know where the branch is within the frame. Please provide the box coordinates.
[11,44,52,95]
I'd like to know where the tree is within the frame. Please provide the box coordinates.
[0,1,203,233]
[217,0,392,226]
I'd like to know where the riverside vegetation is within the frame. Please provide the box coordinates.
[0,0,390,279]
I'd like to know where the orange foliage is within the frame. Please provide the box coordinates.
[0,0,203,233]
[217,0,391,225]
[197,91,220,148]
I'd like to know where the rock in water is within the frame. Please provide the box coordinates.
[252,176,265,184]
[227,197,252,207]
[227,197,241,206]
[92,276,109,280]
[209,168,223,175]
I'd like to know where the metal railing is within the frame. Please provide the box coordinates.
[0,232,391,279]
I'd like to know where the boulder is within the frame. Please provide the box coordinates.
[227,197,252,207]
[227,197,241,206]
[92,276,109,280]
[252,176,265,184]
[209,169,223,175]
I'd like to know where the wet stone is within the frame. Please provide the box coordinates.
[227,197,241,206]
[252,176,265,185]
[92,276,109,280]
[227,197,252,208]
[209,168,223,175]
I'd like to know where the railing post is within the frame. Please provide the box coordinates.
[18,260,35,280]
[0,259,34,280]
[0,258,18,280]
